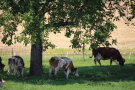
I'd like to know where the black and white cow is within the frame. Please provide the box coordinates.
[0,57,5,72]
[7,56,24,77]
[91,47,125,66]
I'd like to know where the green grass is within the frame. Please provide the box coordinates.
[0,55,135,90]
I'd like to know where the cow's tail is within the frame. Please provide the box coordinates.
[89,55,93,58]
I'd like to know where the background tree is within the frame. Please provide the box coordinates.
[0,0,134,76]
[69,0,135,49]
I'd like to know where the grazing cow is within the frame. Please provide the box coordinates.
[91,47,125,66]
[49,56,79,79]
[0,57,5,72]
[7,56,24,77]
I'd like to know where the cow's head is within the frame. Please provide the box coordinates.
[71,68,79,77]
[8,58,15,65]
[119,58,125,66]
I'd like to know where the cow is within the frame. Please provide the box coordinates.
[0,57,5,72]
[91,47,125,66]
[7,56,24,77]
[49,56,79,79]
[0,77,2,88]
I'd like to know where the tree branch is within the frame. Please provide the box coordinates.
[44,21,75,28]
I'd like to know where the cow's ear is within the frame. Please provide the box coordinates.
[8,58,11,64]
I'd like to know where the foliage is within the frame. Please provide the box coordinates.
[0,0,134,49]
[66,0,135,50]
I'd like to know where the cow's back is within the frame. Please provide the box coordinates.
[93,47,123,60]
[60,57,73,69]
[12,56,24,67]
[61,57,71,63]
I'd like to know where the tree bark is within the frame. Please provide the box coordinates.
[29,43,43,76]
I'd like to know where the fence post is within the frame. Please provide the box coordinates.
[82,43,85,61]
[12,47,14,56]
[128,52,132,60]
[66,52,68,57]
[0,48,2,56]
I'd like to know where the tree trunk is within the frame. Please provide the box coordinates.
[29,43,43,76]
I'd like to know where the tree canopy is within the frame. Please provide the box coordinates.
[0,0,135,75]
[0,0,135,48]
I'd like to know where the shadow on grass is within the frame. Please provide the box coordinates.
[1,64,135,85]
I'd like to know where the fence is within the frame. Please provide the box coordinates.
[0,46,90,56]
[0,46,31,56]
[0,46,134,60]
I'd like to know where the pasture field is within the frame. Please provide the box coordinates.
[0,54,135,90]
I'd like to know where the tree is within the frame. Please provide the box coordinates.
[0,0,134,76]
[66,0,135,60]
[69,0,135,49]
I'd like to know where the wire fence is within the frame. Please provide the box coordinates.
[0,46,134,60]
[0,46,31,56]
[0,46,90,56]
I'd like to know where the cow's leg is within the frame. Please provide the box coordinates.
[13,67,17,77]
[49,67,53,77]
[7,66,11,75]
[94,59,97,66]
[110,59,113,66]
[66,68,70,79]
[21,68,24,77]
[7,69,10,75]
[17,68,21,77]
[18,70,21,77]
[54,67,59,78]
[64,70,67,75]
[97,60,102,66]
[16,70,20,77]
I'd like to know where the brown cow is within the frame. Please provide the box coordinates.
[49,56,79,79]
[91,47,125,66]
